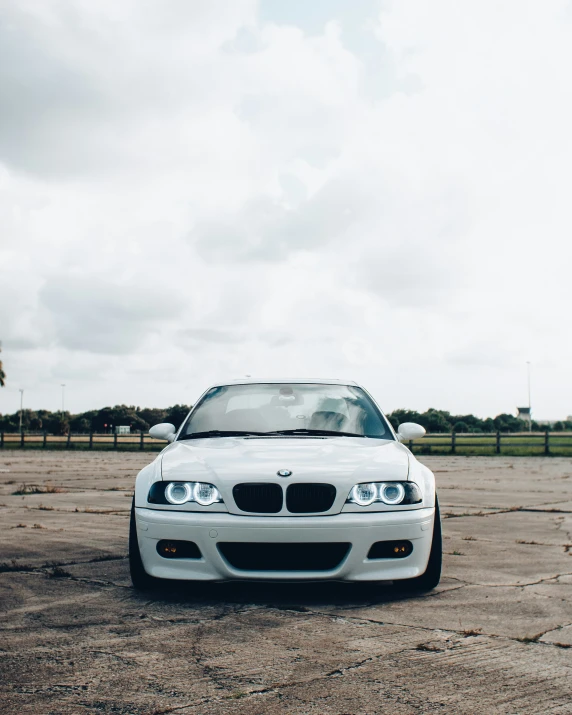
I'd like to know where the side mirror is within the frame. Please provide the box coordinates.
[397,422,426,441]
[149,423,176,442]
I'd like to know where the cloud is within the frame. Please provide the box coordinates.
[178,328,246,345]
[0,0,571,421]
[40,276,180,354]
[193,177,372,261]
[0,0,258,176]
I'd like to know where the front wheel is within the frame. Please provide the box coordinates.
[400,495,442,593]
[129,499,159,591]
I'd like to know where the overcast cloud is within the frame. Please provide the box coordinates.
[1,0,570,419]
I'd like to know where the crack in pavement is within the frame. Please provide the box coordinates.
[147,643,424,714]
[536,622,572,639]
[268,605,572,655]
[442,504,572,518]
[0,567,129,589]
[463,571,572,589]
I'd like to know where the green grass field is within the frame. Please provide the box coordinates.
[1,432,571,456]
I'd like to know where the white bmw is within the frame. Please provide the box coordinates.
[130,379,441,592]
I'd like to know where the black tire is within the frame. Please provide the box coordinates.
[129,499,159,591]
[399,495,442,593]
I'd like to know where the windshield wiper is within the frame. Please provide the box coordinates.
[179,430,268,440]
[267,429,366,437]
[179,428,372,440]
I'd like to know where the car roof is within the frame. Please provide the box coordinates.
[208,377,359,388]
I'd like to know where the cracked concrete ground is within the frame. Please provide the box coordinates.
[0,453,571,714]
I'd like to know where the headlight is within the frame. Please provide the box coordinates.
[193,482,220,506]
[148,481,223,506]
[347,481,421,506]
[165,482,193,505]
[350,483,377,506]
[379,482,405,505]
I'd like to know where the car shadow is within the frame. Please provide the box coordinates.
[138,579,419,608]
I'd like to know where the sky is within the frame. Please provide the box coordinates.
[1,0,571,420]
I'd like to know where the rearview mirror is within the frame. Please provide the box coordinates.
[397,422,426,441]
[149,423,176,442]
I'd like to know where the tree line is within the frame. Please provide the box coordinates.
[0,404,570,435]
[0,405,192,435]
[385,408,571,433]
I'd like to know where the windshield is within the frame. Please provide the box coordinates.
[178,383,393,439]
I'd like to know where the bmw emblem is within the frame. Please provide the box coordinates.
[277,469,292,477]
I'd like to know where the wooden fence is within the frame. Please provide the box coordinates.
[0,431,571,455]
[0,431,165,451]
[406,431,572,456]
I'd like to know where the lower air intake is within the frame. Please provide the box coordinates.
[217,542,351,571]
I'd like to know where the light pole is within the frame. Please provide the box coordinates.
[19,388,24,432]
[526,362,532,432]
[61,384,66,414]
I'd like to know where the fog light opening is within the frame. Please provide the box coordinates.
[159,541,178,556]
[156,539,202,559]
[367,540,413,559]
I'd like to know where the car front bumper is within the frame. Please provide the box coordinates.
[135,506,436,582]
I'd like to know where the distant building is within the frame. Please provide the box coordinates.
[115,425,131,435]
[516,407,531,425]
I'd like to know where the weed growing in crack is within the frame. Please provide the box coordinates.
[12,483,66,496]
[12,484,43,495]
[516,633,544,644]
[47,565,72,578]
[0,560,33,573]
[443,511,487,519]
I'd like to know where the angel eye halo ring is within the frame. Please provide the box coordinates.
[350,483,377,506]
[193,482,221,506]
[165,482,192,505]
[379,482,405,505]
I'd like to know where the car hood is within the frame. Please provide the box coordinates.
[160,437,410,514]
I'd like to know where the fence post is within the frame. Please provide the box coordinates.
[114,432,118,449]
[20,430,25,448]
[89,432,93,449]
[544,431,550,455]
[66,431,72,449]
[43,431,47,448]
[408,439,413,452]
[140,431,144,450]
[496,431,501,454]
[0,432,3,448]
[451,432,456,454]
